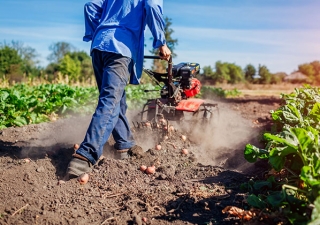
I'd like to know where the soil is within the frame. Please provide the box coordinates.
[0,95,284,225]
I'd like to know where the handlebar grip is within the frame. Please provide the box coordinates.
[144,55,161,59]
[144,55,172,62]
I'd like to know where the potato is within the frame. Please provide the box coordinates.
[145,166,156,174]
[77,173,89,185]
[73,143,80,151]
[140,165,147,172]
[181,135,187,141]
[181,149,189,155]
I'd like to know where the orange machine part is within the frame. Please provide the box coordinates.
[184,78,201,97]
[175,99,204,112]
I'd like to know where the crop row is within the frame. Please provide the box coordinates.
[244,85,320,225]
[1,84,236,130]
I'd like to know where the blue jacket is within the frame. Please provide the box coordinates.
[83,0,166,84]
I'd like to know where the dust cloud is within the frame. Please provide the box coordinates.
[19,99,257,172]
[182,99,257,171]
[19,115,91,159]
[127,99,258,172]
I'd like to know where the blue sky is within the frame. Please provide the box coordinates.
[1,0,320,74]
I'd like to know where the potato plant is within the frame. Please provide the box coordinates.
[0,83,162,130]
[0,84,99,129]
[244,85,320,225]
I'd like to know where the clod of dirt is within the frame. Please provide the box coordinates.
[36,166,45,173]
[128,145,144,158]
[133,213,143,225]
[157,165,176,179]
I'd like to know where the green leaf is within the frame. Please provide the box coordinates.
[269,146,297,158]
[275,103,302,124]
[301,166,320,187]
[266,191,285,208]
[291,127,314,153]
[271,109,282,121]
[309,196,320,225]
[264,132,298,149]
[13,116,28,127]
[253,180,272,190]
[309,102,320,118]
[247,194,267,209]
[244,144,268,163]
[0,90,10,102]
[269,154,286,171]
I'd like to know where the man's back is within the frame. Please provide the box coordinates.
[84,0,166,84]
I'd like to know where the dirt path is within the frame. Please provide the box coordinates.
[0,96,282,225]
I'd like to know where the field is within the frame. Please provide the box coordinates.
[0,86,287,225]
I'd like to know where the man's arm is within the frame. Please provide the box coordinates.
[145,0,171,60]
[83,0,105,42]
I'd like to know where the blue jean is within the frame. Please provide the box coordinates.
[76,50,135,165]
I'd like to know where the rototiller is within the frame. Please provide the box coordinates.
[133,56,218,132]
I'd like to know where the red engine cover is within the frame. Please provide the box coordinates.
[184,78,201,97]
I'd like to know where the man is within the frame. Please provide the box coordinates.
[66,0,171,178]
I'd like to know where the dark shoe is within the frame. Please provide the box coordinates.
[114,149,130,159]
[115,145,144,159]
[65,154,92,179]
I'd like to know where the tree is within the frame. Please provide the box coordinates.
[162,17,178,58]
[310,61,320,74]
[298,61,320,84]
[10,41,40,77]
[45,62,60,80]
[0,45,22,76]
[45,45,93,83]
[67,51,93,82]
[199,65,215,84]
[228,63,244,84]
[0,41,41,80]
[212,61,230,83]
[202,66,214,77]
[150,17,178,73]
[311,61,320,84]
[258,65,272,84]
[244,64,256,83]
[59,54,81,82]
[271,72,286,84]
[298,63,315,83]
[47,42,75,63]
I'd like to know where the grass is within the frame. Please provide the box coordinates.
[213,83,307,97]
[1,75,310,98]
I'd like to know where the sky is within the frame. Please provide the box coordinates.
[1,0,320,74]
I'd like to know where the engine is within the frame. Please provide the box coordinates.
[172,62,200,88]
[160,62,201,100]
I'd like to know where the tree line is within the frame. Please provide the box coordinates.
[0,41,94,85]
[201,61,320,85]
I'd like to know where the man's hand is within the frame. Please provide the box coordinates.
[158,44,171,61]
